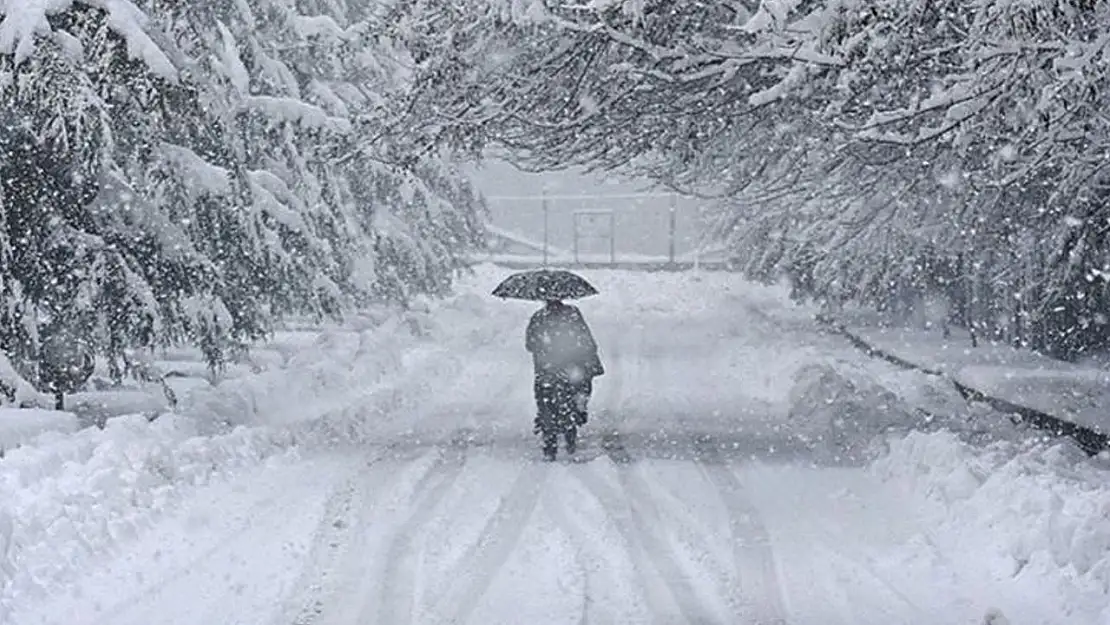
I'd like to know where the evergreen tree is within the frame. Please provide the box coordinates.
[0,0,486,392]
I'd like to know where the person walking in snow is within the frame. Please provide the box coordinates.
[526,299,604,461]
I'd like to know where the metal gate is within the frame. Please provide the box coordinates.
[572,209,615,264]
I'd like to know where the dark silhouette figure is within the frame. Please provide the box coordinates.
[525,299,603,460]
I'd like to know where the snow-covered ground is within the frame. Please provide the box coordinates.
[2,266,1107,625]
[0,409,78,452]
[837,319,1110,433]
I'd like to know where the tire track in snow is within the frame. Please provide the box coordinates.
[636,319,788,624]
[284,478,360,625]
[278,446,410,625]
[690,434,789,625]
[373,435,471,625]
[574,324,710,623]
[817,544,928,621]
[429,460,549,623]
[572,464,717,625]
[540,476,595,625]
[613,325,723,622]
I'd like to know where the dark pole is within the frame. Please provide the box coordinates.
[542,189,549,267]
[573,213,579,264]
[609,211,616,265]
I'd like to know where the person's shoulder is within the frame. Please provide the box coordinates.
[566,304,585,318]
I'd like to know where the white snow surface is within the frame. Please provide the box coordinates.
[2,266,1107,625]
[839,316,1110,432]
[0,409,78,451]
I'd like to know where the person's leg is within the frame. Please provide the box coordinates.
[534,375,558,460]
[533,375,549,433]
[542,430,559,460]
[551,378,579,453]
[564,425,577,455]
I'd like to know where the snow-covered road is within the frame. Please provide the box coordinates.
[8,269,1107,625]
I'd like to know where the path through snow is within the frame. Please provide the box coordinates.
[7,268,1104,625]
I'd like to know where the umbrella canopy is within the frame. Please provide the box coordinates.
[492,269,599,301]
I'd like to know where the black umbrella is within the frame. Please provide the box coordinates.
[492,269,599,301]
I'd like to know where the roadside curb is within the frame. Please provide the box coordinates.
[816,314,1109,456]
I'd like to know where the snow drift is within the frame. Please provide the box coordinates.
[787,360,923,462]
[0,409,79,454]
[0,275,510,618]
[872,431,1110,624]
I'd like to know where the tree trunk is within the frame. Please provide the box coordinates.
[967,262,979,348]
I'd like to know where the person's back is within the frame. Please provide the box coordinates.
[525,301,595,376]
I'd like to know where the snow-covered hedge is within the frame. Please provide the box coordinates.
[872,431,1110,624]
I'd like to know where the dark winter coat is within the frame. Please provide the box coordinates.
[525,301,604,381]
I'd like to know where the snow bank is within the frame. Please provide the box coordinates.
[572,266,786,319]
[179,290,514,437]
[0,275,509,616]
[841,322,1110,434]
[0,409,78,452]
[872,431,1110,624]
[787,360,927,463]
[0,414,298,614]
[68,389,169,426]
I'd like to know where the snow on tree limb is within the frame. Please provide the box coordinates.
[241,96,353,133]
[0,0,176,77]
[159,143,233,197]
[382,0,1110,357]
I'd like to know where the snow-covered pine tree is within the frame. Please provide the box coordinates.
[728,0,1110,355]
[0,0,487,388]
[165,0,485,308]
[0,1,249,379]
